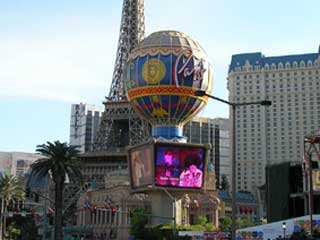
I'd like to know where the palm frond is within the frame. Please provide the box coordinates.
[33,140,82,184]
[0,174,25,203]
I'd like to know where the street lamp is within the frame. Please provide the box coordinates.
[194,90,271,240]
[148,186,176,239]
[282,222,286,239]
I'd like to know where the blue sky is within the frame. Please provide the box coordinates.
[1,0,320,153]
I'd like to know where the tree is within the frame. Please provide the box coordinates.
[236,217,255,229]
[31,141,82,240]
[197,215,216,231]
[289,229,309,240]
[0,174,25,240]
[7,214,39,240]
[197,215,207,226]
[260,217,267,225]
[129,208,149,239]
[219,216,231,231]
[220,174,230,191]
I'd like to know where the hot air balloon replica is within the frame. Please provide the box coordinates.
[126,31,213,226]
[126,31,214,227]
[125,30,212,141]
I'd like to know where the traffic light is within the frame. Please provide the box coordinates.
[92,205,97,214]
[25,188,30,198]
[111,207,116,217]
[31,209,37,221]
[48,216,54,225]
[34,193,39,203]
[47,207,54,225]
[129,210,133,218]
[111,207,116,224]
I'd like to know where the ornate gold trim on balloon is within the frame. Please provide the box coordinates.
[127,85,208,103]
[129,47,205,59]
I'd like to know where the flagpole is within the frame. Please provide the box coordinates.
[42,180,49,240]
[304,140,314,236]
[308,152,314,236]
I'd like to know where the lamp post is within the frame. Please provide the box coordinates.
[282,222,286,239]
[149,186,176,239]
[194,90,271,240]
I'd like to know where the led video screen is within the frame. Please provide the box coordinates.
[129,145,153,189]
[155,143,206,189]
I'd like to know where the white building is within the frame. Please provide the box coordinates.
[0,152,42,177]
[228,48,320,192]
[69,103,104,153]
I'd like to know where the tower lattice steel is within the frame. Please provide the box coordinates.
[93,0,150,152]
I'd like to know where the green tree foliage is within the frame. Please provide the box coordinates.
[7,224,20,240]
[219,216,231,231]
[7,215,39,240]
[31,141,82,240]
[220,174,230,191]
[236,217,255,229]
[313,229,320,238]
[289,229,309,240]
[0,174,25,239]
[204,222,216,231]
[197,215,207,225]
[196,216,216,231]
[260,217,267,225]
[129,208,149,240]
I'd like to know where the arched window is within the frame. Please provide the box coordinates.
[307,60,313,67]
[300,61,305,68]
[285,62,291,69]
[264,64,270,70]
[315,60,319,67]
[271,63,276,70]
[293,61,298,68]
[278,62,283,69]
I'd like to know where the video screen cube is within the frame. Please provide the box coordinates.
[128,141,207,191]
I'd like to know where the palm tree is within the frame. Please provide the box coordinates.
[0,174,25,240]
[31,141,82,240]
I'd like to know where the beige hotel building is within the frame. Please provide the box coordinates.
[227,47,320,192]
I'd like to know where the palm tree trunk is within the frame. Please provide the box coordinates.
[3,204,7,239]
[54,177,64,240]
[0,198,4,240]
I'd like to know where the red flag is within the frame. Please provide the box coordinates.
[47,207,54,216]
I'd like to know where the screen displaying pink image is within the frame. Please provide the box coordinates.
[155,144,205,189]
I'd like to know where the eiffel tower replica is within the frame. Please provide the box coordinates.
[80,0,150,188]
[93,0,149,152]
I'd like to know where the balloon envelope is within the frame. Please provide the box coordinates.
[125,31,212,139]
